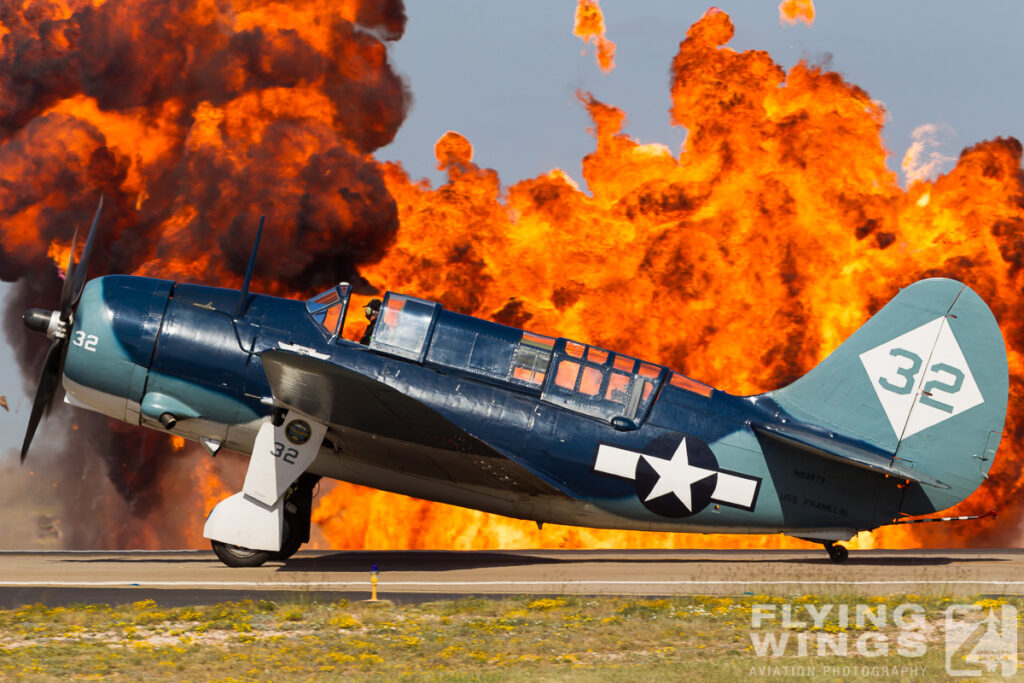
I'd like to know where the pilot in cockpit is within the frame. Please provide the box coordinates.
[360,298,382,344]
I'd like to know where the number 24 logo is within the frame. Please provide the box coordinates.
[877,347,964,414]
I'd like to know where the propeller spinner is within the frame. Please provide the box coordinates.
[20,196,104,463]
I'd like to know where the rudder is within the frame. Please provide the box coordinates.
[765,278,1008,514]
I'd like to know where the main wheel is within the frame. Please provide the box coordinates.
[211,540,272,568]
[271,517,303,562]
[271,473,321,562]
[826,543,849,564]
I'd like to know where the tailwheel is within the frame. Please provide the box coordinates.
[825,542,849,564]
[211,540,272,568]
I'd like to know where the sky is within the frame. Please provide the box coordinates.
[3,1,1024,457]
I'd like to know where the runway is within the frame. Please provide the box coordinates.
[1,548,1023,607]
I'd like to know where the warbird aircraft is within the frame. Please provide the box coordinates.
[20,200,1009,565]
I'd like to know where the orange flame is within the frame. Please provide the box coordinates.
[779,0,815,26]
[5,4,1024,554]
[46,241,73,280]
[311,8,1024,552]
[2,0,407,549]
[574,0,616,72]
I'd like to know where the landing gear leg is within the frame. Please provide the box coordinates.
[203,410,328,568]
[825,542,849,564]
[273,473,320,562]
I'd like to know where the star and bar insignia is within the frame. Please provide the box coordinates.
[593,432,761,518]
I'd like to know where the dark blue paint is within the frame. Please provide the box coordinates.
[92,275,903,532]
[101,275,173,370]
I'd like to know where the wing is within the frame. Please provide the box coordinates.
[259,349,567,498]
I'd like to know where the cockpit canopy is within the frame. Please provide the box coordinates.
[369,293,439,361]
[541,340,665,427]
[303,284,710,428]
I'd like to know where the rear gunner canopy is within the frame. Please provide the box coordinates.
[540,339,666,428]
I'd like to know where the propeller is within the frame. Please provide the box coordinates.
[20,196,104,463]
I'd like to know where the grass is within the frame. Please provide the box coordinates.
[0,593,1018,681]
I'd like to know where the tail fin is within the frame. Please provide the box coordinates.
[765,278,1008,514]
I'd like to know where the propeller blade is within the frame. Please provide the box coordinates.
[59,227,79,323]
[68,194,104,311]
[22,195,104,463]
[20,337,65,463]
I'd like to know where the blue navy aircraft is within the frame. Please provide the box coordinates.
[20,201,1009,566]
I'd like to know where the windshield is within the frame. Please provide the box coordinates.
[305,283,351,340]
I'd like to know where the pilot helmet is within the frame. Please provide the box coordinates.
[365,298,382,319]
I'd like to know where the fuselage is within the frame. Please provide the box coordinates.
[62,275,908,540]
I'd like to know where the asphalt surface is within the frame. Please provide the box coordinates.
[1,548,1023,607]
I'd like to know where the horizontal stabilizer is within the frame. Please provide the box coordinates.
[752,422,950,489]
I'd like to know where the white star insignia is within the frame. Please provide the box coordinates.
[593,437,760,513]
[642,437,715,511]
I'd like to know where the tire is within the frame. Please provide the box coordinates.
[211,540,272,568]
[271,473,319,562]
[826,544,849,564]
[271,517,303,562]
